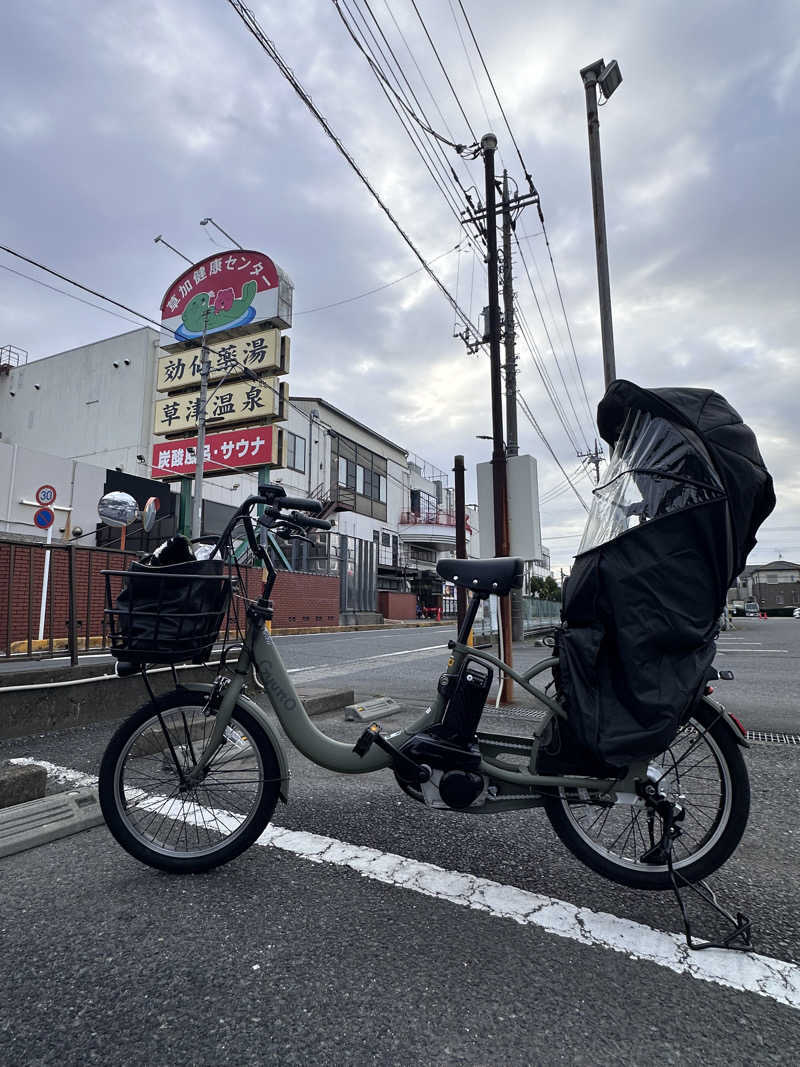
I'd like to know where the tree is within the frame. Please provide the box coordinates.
[529,575,561,602]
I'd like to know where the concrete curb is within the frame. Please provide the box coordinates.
[0,761,47,808]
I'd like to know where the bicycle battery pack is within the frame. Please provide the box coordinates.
[437,660,493,743]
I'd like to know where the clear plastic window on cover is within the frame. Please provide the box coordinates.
[578,410,724,554]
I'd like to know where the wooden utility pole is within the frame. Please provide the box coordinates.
[454,454,467,633]
[502,171,524,643]
[481,134,513,702]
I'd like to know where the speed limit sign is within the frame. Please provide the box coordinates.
[35,484,57,506]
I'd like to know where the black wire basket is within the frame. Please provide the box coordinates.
[103,559,233,665]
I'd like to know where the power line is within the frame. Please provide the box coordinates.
[334,0,482,249]
[0,244,439,500]
[224,0,483,347]
[452,0,595,432]
[517,391,589,512]
[296,242,461,314]
[332,0,471,152]
[456,0,533,190]
[514,235,593,453]
[409,0,479,143]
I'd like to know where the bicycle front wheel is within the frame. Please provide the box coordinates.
[542,700,750,890]
[99,690,282,873]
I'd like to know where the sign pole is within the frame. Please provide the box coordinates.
[37,526,53,642]
[191,310,210,540]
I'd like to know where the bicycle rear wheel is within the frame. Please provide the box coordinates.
[99,690,282,873]
[542,700,750,890]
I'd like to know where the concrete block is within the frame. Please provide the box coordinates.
[344,697,405,722]
[0,788,103,858]
[301,688,355,717]
[0,761,47,809]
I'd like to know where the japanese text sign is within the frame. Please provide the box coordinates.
[153,378,287,437]
[150,425,285,478]
[160,249,293,351]
[156,328,288,393]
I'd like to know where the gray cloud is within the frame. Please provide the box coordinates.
[2,0,798,573]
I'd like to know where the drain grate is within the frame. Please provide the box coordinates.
[746,731,800,746]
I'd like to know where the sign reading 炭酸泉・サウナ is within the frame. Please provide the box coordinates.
[160,250,293,351]
[151,425,286,479]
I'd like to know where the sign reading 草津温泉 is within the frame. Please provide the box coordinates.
[160,249,294,352]
[150,424,286,479]
[156,328,289,393]
[153,378,288,437]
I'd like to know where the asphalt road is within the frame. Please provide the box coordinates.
[2,623,799,1064]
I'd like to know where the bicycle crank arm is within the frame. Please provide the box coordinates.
[353,724,431,783]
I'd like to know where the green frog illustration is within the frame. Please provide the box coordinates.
[178,280,258,339]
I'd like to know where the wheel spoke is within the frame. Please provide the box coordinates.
[558,710,736,877]
[115,706,267,859]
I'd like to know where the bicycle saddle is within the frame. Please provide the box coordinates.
[436,557,523,596]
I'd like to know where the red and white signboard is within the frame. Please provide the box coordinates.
[159,249,292,351]
[35,484,57,506]
[151,424,281,479]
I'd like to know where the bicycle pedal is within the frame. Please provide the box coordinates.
[353,723,381,757]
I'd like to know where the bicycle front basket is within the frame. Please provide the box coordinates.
[103,558,232,665]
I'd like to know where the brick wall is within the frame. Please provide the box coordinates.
[0,537,341,652]
[0,539,137,651]
[377,591,417,620]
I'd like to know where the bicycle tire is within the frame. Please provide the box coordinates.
[99,689,282,873]
[542,700,750,890]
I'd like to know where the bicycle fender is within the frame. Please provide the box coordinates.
[699,694,750,748]
[181,682,290,802]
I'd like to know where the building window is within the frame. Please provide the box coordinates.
[381,531,391,546]
[287,432,306,473]
[357,465,365,495]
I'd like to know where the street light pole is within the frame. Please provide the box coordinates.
[191,310,210,539]
[580,58,622,390]
[481,133,513,701]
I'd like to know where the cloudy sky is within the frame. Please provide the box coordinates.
[2,0,798,575]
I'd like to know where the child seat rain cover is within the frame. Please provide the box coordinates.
[557,380,775,766]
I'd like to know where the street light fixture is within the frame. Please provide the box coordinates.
[200,217,243,250]
[580,58,622,389]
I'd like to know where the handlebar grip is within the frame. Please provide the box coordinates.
[290,511,332,531]
[280,495,323,514]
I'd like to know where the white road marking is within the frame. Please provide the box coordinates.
[717,649,787,654]
[12,759,800,1011]
[286,643,448,678]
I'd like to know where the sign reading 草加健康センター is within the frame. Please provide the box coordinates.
[159,250,293,351]
[156,327,289,393]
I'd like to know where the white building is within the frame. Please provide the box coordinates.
[1,329,552,605]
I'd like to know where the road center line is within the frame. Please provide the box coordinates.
[287,643,447,674]
[12,758,800,1012]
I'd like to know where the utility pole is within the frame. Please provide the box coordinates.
[580,59,622,390]
[481,133,513,702]
[501,171,524,643]
[578,438,604,484]
[501,172,519,459]
[454,454,467,633]
[191,311,210,539]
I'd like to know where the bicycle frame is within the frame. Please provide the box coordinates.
[178,491,648,802]
[185,600,643,801]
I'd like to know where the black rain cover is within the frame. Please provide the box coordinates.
[558,380,775,766]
